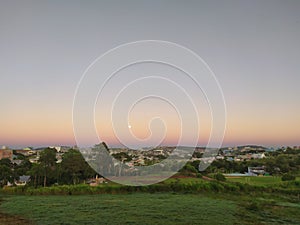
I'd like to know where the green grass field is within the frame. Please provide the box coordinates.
[0,193,237,225]
[226,176,300,186]
[0,176,299,224]
[226,176,283,186]
[1,192,300,225]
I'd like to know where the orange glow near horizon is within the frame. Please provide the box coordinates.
[1,102,299,148]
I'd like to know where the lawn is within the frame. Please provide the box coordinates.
[0,177,299,225]
[0,193,237,225]
[226,176,283,186]
[1,192,300,225]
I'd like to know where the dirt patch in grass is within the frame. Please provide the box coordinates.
[0,212,33,225]
[0,197,33,225]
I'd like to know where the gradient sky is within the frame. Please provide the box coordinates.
[0,0,299,148]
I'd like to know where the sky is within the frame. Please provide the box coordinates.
[0,0,299,148]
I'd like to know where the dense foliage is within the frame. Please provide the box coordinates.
[0,148,96,187]
[203,150,300,176]
[281,173,296,181]
[0,147,299,187]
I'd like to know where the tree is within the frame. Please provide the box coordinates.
[0,158,15,186]
[0,164,14,186]
[39,148,57,187]
[0,158,13,168]
[89,143,115,177]
[28,163,43,187]
[15,159,32,176]
[61,149,96,184]
[179,162,198,176]
[214,173,226,181]
[112,152,132,162]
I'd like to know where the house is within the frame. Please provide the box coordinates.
[29,157,39,163]
[12,160,23,165]
[251,153,266,159]
[15,175,30,186]
[215,155,224,160]
[56,152,63,163]
[247,166,266,176]
[154,149,164,154]
[200,157,215,164]
[0,148,13,160]
[86,175,105,186]
[49,146,61,152]
[226,157,234,161]
[14,148,36,156]
[6,181,13,187]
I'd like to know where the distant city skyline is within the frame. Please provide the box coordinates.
[1,1,300,148]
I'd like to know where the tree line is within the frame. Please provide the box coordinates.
[0,147,299,187]
[202,150,300,176]
[0,148,96,187]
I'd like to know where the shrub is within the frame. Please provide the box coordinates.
[196,173,203,178]
[214,173,226,182]
[246,201,260,211]
[281,174,296,181]
[209,181,224,192]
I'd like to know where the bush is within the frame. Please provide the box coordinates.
[196,173,203,178]
[214,173,226,182]
[281,174,296,181]
[246,201,260,211]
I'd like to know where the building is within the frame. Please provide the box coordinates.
[14,149,35,156]
[251,153,266,159]
[0,148,13,160]
[15,175,30,186]
[86,175,105,186]
[247,166,266,176]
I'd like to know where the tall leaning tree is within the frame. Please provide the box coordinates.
[39,148,57,187]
